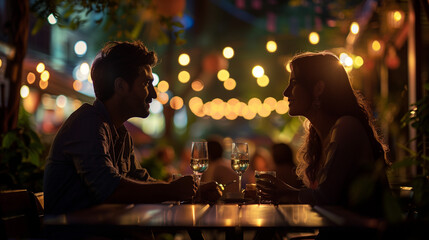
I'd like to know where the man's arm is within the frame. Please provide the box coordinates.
[105,175,196,203]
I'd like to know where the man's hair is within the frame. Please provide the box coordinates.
[91,41,158,102]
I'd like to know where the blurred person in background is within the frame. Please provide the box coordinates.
[242,146,275,189]
[201,136,238,193]
[271,143,302,188]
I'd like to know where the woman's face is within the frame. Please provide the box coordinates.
[283,69,312,117]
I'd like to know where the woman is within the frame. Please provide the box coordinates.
[257,51,390,217]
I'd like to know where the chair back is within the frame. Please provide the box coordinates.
[0,189,44,238]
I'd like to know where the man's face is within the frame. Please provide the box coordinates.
[125,65,157,118]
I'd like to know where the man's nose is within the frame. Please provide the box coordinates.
[149,84,157,99]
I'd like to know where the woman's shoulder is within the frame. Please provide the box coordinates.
[331,115,368,142]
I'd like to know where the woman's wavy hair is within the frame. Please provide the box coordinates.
[290,51,389,187]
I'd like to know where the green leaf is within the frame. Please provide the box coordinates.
[1,132,18,149]
[31,18,45,35]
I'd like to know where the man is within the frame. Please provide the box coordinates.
[44,41,219,215]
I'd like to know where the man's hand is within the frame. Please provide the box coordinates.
[169,175,197,201]
[196,181,222,203]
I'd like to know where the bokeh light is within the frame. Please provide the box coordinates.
[178,71,190,83]
[248,98,262,113]
[39,79,48,89]
[285,61,291,73]
[350,22,359,34]
[309,32,320,45]
[157,80,169,92]
[170,96,184,110]
[275,100,289,114]
[157,92,169,104]
[339,53,353,67]
[224,78,236,90]
[191,80,204,91]
[20,85,30,98]
[73,80,82,91]
[40,70,50,81]
[266,40,277,53]
[264,97,277,111]
[354,56,364,69]
[257,75,269,87]
[74,41,87,56]
[223,47,234,59]
[27,72,36,84]
[47,13,57,25]
[252,65,264,78]
[394,11,402,22]
[217,69,230,81]
[56,95,67,108]
[152,73,159,86]
[189,97,204,117]
[80,62,90,75]
[36,63,45,73]
[372,40,381,52]
[258,103,271,117]
[178,53,190,66]
[150,99,163,114]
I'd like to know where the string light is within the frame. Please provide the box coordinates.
[266,40,277,53]
[36,63,45,73]
[40,70,50,81]
[350,22,359,34]
[157,80,169,92]
[223,47,234,59]
[47,14,57,25]
[308,32,320,45]
[217,69,230,81]
[252,65,264,78]
[191,80,204,91]
[178,71,190,83]
[224,78,236,90]
[20,85,30,98]
[27,72,36,84]
[178,53,190,66]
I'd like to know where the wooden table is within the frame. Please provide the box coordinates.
[44,203,372,239]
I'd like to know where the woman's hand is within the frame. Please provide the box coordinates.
[196,181,222,203]
[256,174,300,203]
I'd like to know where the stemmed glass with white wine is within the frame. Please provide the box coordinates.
[190,141,209,186]
[231,142,249,194]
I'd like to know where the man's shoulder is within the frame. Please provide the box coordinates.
[68,103,105,124]
[59,103,110,136]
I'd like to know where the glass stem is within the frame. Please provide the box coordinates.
[238,174,242,193]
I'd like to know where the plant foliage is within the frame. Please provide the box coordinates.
[0,107,45,192]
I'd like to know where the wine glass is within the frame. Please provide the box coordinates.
[190,141,209,186]
[231,142,249,194]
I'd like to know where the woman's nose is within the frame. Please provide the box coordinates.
[283,85,290,97]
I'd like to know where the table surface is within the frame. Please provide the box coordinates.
[44,203,336,231]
